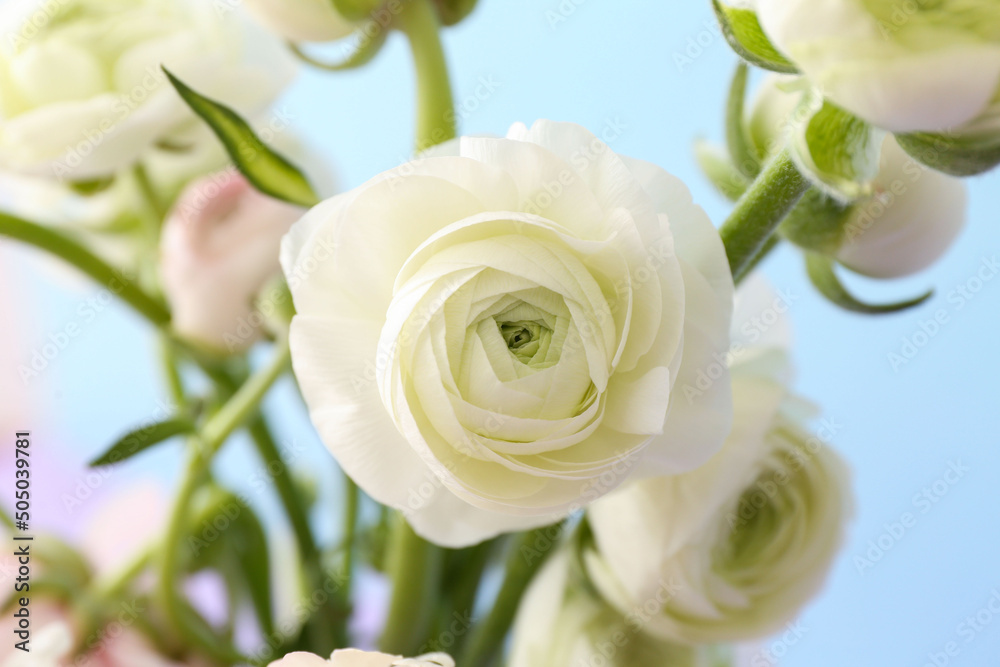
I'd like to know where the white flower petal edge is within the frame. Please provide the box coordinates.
[282,120,734,548]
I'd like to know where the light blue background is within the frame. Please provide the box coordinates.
[9,1,1000,665]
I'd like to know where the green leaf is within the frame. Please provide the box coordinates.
[694,140,750,201]
[712,0,799,74]
[726,62,760,179]
[896,131,1000,177]
[791,95,884,202]
[805,253,932,315]
[89,416,194,467]
[163,68,320,207]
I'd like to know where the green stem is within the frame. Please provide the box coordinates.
[134,162,170,225]
[379,515,444,655]
[459,526,562,667]
[719,148,810,283]
[156,341,290,665]
[340,476,360,595]
[246,417,318,573]
[199,338,291,455]
[737,234,781,284]
[396,0,456,151]
[0,212,170,327]
[94,547,153,599]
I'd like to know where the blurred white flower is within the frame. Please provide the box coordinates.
[268,649,454,667]
[584,277,853,644]
[751,0,1000,134]
[281,120,734,548]
[0,0,296,180]
[161,172,305,353]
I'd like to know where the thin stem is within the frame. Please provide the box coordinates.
[134,162,170,225]
[246,417,318,571]
[340,476,360,596]
[459,525,563,667]
[719,148,810,282]
[0,212,170,327]
[156,341,290,665]
[396,0,456,151]
[199,338,291,455]
[160,335,187,406]
[94,547,153,599]
[379,515,444,655]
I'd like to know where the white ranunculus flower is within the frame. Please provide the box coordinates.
[748,76,968,279]
[0,0,296,180]
[583,278,852,644]
[242,0,358,43]
[267,649,454,667]
[509,551,727,667]
[752,0,1000,134]
[281,120,734,547]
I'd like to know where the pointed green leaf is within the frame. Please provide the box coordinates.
[806,253,932,315]
[896,131,1000,177]
[712,0,799,74]
[694,140,750,201]
[164,68,319,207]
[89,416,194,467]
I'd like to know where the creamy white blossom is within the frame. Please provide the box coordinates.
[268,649,453,667]
[242,0,358,43]
[0,0,295,180]
[509,551,728,667]
[749,76,968,278]
[584,277,852,644]
[281,120,734,547]
[752,0,1000,134]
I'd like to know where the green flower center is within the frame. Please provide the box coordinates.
[496,319,552,364]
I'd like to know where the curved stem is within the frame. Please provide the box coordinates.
[379,515,444,655]
[459,525,562,667]
[719,148,810,282]
[396,0,456,151]
[0,212,170,327]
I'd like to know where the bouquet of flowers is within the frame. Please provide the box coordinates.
[0,0,993,665]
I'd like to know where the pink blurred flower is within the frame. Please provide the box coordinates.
[160,171,305,353]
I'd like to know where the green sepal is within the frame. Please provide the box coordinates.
[694,140,750,202]
[433,0,479,26]
[806,253,932,314]
[779,189,852,254]
[69,177,115,196]
[726,62,760,178]
[330,0,381,21]
[791,94,884,202]
[896,130,1000,177]
[712,0,799,74]
[164,68,320,207]
[289,18,389,71]
[89,415,196,467]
